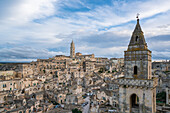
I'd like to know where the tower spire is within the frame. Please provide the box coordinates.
[134,14,142,33]
[128,15,147,51]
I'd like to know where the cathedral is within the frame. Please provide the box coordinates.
[118,17,158,113]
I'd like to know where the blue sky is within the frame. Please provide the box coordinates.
[0,0,170,62]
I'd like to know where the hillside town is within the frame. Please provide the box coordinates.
[0,18,170,113]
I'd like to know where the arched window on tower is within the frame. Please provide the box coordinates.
[134,66,137,75]
[135,36,139,42]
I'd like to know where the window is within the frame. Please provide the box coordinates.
[3,84,7,88]
[135,36,139,42]
[134,66,137,75]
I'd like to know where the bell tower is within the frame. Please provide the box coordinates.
[118,16,157,113]
[124,17,152,79]
[70,40,75,58]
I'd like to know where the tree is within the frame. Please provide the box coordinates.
[72,108,82,113]
[156,91,166,103]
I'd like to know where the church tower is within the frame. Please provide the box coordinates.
[70,40,75,58]
[124,17,152,79]
[118,16,157,113]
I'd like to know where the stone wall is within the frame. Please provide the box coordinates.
[118,78,157,113]
[124,50,152,79]
[118,78,158,88]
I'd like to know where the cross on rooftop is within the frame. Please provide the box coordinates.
[136,13,140,19]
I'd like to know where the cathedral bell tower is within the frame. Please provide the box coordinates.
[124,18,152,79]
[70,40,75,58]
[118,16,157,113]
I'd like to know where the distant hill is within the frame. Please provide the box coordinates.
[0,62,30,65]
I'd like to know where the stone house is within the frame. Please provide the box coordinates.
[57,93,66,104]
[0,79,23,92]
[65,94,78,104]
[35,91,44,101]
[97,90,108,104]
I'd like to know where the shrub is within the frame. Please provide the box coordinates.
[72,108,82,113]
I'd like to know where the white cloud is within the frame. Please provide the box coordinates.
[0,0,170,61]
[7,0,56,24]
[77,45,126,58]
[0,46,66,62]
[152,51,170,60]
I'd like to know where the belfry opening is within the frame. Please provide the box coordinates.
[134,66,137,75]
[135,36,139,42]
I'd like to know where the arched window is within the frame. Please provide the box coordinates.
[134,66,137,75]
[135,36,139,42]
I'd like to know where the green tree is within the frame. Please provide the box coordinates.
[156,91,166,103]
[72,108,82,113]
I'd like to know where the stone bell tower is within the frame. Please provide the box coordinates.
[70,40,75,58]
[118,16,157,113]
[124,17,152,79]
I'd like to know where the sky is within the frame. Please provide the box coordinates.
[0,0,170,62]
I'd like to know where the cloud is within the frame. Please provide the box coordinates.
[152,51,170,60]
[0,0,57,24]
[0,0,170,61]
[147,35,170,52]
[0,46,65,62]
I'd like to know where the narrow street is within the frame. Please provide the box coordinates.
[83,96,90,113]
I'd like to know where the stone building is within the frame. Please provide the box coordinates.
[108,58,124,72]
[166,87,170,105]
[118,17,157,113]
[152,60,170,72]
[0,79,24,92]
